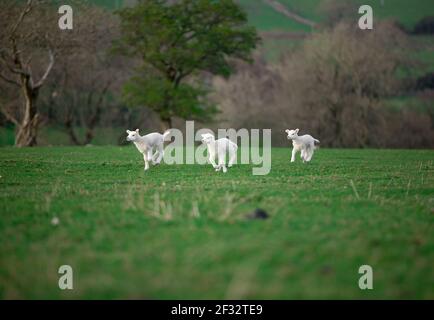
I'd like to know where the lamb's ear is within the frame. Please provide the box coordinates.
[135,128,139,133]
[295,129,299,134]
[126,130,130,134]
[285,129,290,134]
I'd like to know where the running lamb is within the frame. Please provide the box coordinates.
[201,133,238,173]
[285,129,320,163]
[126,129,170,171]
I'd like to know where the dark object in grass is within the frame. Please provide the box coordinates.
[320,265,334,276]
[246,208,269,220]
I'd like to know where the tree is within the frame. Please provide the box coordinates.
[115,0,259,129]
[281,22,411,147]
[0,0,63,146]
[39,5,129,146]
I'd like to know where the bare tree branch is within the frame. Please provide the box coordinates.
[0,71,20,87]
[1,62,30,77]
[8,38,31,77]
[9,0,33,40]
[0,105,19,126]
[34,48,54,89]
[0,50,29,77]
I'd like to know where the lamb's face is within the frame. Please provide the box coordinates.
[285,129,299,140]
[126,129,140,142]
[201,133,215,145]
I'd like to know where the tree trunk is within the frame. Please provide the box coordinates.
[15,83,40,147]
[83,105,102,145]
[65,115,81,146]
[329,103,342,147]
[161,117,172,131]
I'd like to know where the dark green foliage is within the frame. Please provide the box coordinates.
[115,0,260,125]
[122,69,214,122]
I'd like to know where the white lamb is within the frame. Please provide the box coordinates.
[285,129,320,163]
[201,133,238,173]
[126,129,170,171]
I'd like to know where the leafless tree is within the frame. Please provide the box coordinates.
[0,1,132,146]
[39,6,131,145]
[0,0,64,146]
[211,22,428,148]
[279,22,412,147]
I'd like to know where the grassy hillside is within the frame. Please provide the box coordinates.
[235,1,434,66]
[0,147,433,299]
[251,0,434,31]
[86,0,434,63]
[236,0,310,32]
[341,0,433,29]
[87,0,124,10]
[88,0,434,31]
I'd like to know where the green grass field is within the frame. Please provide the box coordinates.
[0,147,433,299]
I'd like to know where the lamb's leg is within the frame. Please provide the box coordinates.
[151,148,159,164]
[147,150,154,167]
[218,153,227,173]
[209,153,218,169]
[300,149,306,162]
[143,153,150,171]
[154,144,164,164]
[228,145,237,167]
[306,146,314,162]
[291,148,297,163]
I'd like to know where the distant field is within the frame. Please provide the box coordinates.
[87,0,434,31]
[263,0,434,30]
[242,1,434,61]
[350,0,434,29]
[87,0,124,10]
[236,0,310,32]
[85,0,434,62]
[0,147,433,299]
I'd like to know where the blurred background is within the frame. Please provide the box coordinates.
[1,0,433,148]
